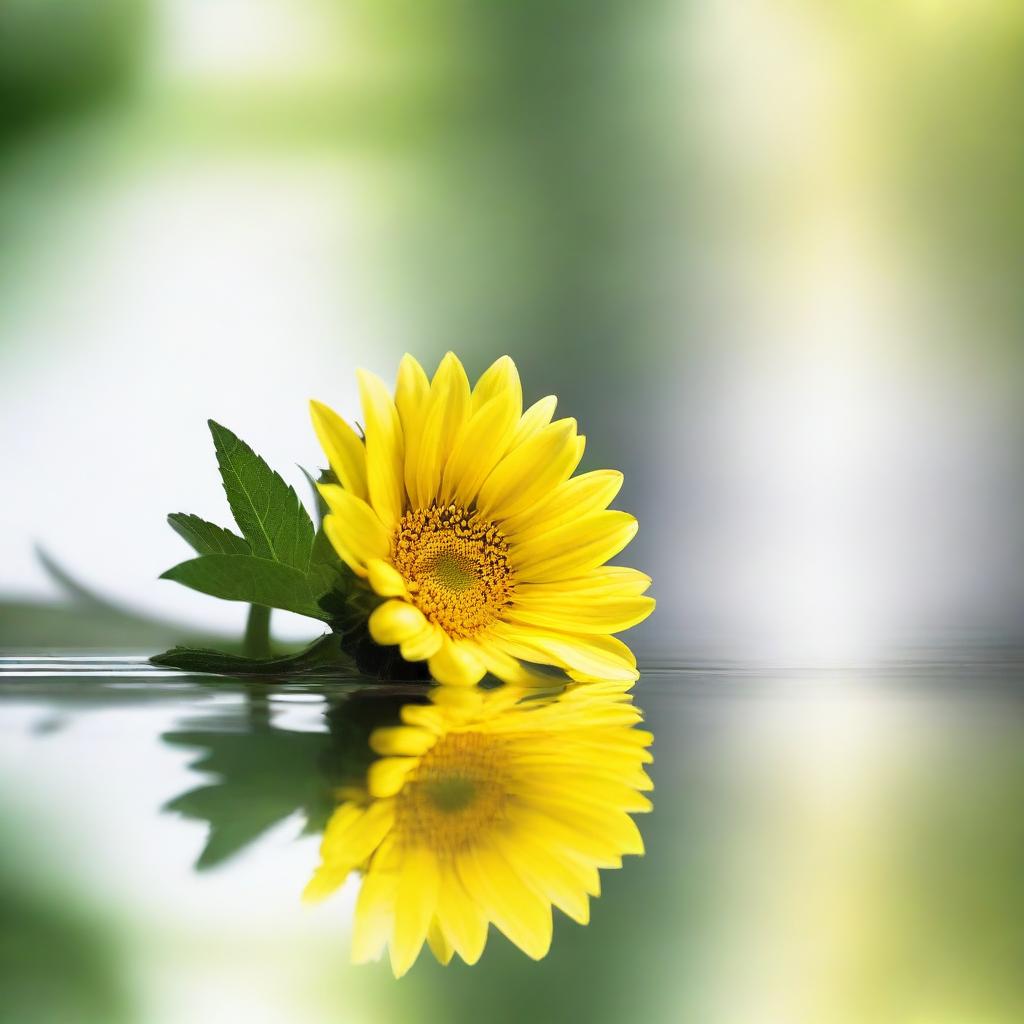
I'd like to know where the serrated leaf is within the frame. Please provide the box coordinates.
[168,513,250,556]
[161,554,331,620]
[209,420,314,571]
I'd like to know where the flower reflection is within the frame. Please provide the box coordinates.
[304,681,653,977]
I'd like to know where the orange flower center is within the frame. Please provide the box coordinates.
[393,504,515,639]
[394,731,510,855]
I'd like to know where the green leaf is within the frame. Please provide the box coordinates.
[160,554,330,620]
[168,513,250,556]
[208,420,314,571]
[151,634,350,675]
[163,723,335,869]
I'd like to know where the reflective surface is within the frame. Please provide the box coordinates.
[2,654,1024,1023]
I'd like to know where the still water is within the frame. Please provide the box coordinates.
[2,654,1023,1024]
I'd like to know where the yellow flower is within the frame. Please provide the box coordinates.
[310,353,654,686]
[304,683,654,977]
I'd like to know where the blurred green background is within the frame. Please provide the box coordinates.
[3,1,1024,1020]
[3,0,1024,660]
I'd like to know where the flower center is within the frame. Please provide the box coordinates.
[392,503,515,639]
[394,732,509,855]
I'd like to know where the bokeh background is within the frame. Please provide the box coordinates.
[3,1,1024,1022]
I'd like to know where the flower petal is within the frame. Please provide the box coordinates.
[395,355,430,503]
[370,725,437,756]
[391,846,440,978]
[512,511,638,582]
[426,917,455,966]
[515,566,652,601]
[441,386,521,508]
[400,623,445,662]
[369,600,429,645]
[489,625,639,682]
[366,558,410,598]
[358,369,406,531]
[457,843,552,960]
[309,400,368,501]
[320,485,391,576]
[502,470,624,540]
[351,854,398,964]
[412,353,470,509]
[435,866,488,965]
[509,395,557,450]
[367,756,418,798]
[476,418,582,522]
[505,596,656,634]
[428,637,487,687]
[471,355,522,416]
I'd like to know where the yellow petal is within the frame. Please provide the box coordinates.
[502,470,624,540]
[369,600,429,646]
[400,623,445,662]
[515,566,652,601]
[428,638,487,687]
[395,354,430,429]
[320,486,391,576]
[412,354,471,509]
[509,395,557,449]
[305,800,395,902]
[457,844,552,960]
[426,917,455,966]
[476,418,582,522]
[396,355,430,503]
[367,756,417,798]
[370,725,437,756]
[435,866,489,965]
[489,625,638,683]
[440,386,521,508]
[399,703,447,734]
[357,369,406,531]
[391,846,440,978]
[309,400,368,501]
[352,856,398,964]
[505,596,656,634]
[366,558,409,598]
[492,829,591,925]
[471,355,522,416]
[512,511,638,582]
[507,804,626,869]
[474,637,559,688]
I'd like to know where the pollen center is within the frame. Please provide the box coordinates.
[393,503,515,638]
[395,732,509,855]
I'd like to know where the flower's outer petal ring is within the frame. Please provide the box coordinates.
[369,600,429,646]
[512,511,638,582]
[477,418,581,522]
[357,369,406,531]
[367,558,410,598]
[400,623,445,662]
[320,485,391,576]
[509,395,557,450]
[309,400,368,501]
[502,470,623,540]
[428,638,487,687]
[504,596,656,634]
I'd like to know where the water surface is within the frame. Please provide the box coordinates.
[2,653,1023,1024]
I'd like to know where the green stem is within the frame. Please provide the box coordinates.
[243,604,272,659]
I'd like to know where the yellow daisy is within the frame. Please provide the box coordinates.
[304,683,654,976]
[310,352,654,687]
